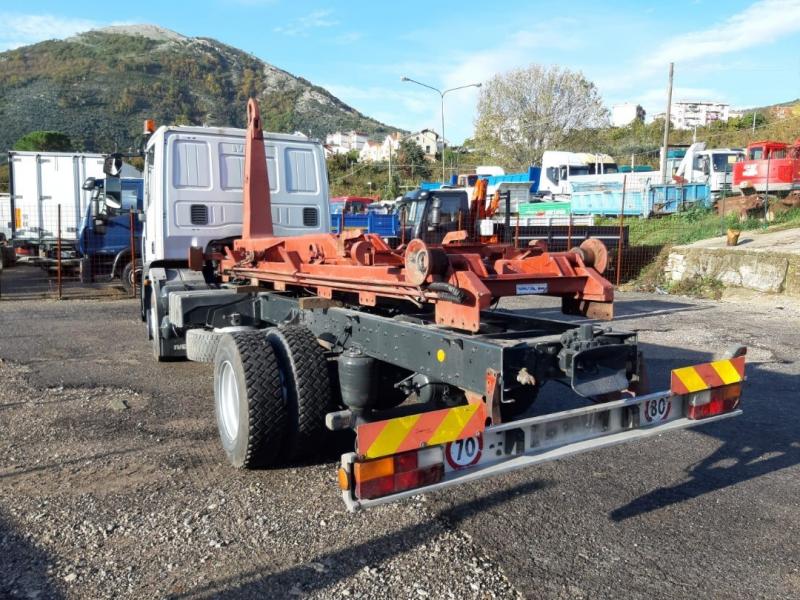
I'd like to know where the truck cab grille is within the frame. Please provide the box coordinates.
[302,207,319,227]
[190,204,209,225]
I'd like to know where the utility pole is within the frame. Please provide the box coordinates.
[752,111,757,135]
[660,62,674,185]
[388,142,393,193]
[440,95,446,184]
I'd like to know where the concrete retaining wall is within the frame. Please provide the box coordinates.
[666,247,800,296]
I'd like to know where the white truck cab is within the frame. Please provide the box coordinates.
[142,125,329,267]
[675,143,743,198]
[539,151,618,197]
[141,124,330,360]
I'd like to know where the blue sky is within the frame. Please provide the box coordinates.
[2,0,799,142]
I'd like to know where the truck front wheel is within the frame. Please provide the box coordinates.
[121,262,141,295]
[214,331,288,468]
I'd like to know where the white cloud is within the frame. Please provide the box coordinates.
[321,83,438,131]
[334,31,363,45]
[273,9,338,37]
[0,13,100,50]
[644,0,800,69]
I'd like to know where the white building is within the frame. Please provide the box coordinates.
[380,132,403,162]
[657,101,732,130]
[325,130,368,155]
[358,140,383,163]
[410,129,442,160]
[356,130,443,163]
[612,103,645,127]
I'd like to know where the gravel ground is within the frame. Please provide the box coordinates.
[0,291,798,599]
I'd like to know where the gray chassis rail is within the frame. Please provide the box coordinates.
[164,286,639,404]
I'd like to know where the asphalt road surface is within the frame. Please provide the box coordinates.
[1,292,798,599]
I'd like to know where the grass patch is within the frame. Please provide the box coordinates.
[601,205,800,248]
[621,246,673,293]
[668,275,725,300]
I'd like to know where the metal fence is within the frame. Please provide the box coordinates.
[0,204,139,301]
[0,180,759,301]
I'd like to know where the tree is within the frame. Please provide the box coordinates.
[397,138,431,180]
[474,64,608,167]
[13,131,73,152]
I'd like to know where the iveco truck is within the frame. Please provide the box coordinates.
[139,124,330,360]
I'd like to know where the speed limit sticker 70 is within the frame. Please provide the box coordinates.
[643,397,672,423]
[445,435,482,469]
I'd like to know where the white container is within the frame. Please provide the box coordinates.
[8,151,141,246]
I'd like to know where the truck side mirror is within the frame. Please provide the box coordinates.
[701,159,710,175]
[104,154,124,177]
[429,197,441,229]
[82,177,97,191]
[104,177,123,210]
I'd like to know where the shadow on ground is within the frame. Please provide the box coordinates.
[611,356,800,521]
[168,479,550,599]
[0,511,63,599]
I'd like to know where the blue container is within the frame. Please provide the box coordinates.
[419,181,442,190]
[331,212,399,237]
[648,183,710,213]
[570,181,648,216]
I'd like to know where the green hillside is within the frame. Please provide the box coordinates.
[0,24,395,156]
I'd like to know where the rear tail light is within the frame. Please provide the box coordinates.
[351,447,444,500]
[686,383,742,420]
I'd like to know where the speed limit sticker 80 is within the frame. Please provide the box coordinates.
[445,435,482,469]
[643,397,672,423]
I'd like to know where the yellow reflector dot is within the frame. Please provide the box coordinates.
[436,349,446,362]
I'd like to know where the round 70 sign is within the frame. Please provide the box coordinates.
[445,435,483,469]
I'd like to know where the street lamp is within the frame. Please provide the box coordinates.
[401,76,482,183]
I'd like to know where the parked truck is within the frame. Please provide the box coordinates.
[673,142,744,199]
[538,151,619,198]
[145,99,747,511]
[7,151,141,257]
[78,175,144,292]
[139,123,330,360]
[732,139,800,197]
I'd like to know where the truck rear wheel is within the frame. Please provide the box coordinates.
[214,331,287,468]
[266,326,332,460]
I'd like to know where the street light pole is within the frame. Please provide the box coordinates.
[401,76,482,184]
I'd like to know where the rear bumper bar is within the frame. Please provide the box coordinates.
[340,389,741,511]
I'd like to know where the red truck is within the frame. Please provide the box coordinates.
[732,139,800,196]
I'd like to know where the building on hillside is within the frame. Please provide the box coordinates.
[410,129,442,160]
[356,130,443,162]
[325,130,368,155]
[770,103,800,120]
[612,103,645,127]
[380,132,402,162]
[358,140,383,163]
[654,101,731,130]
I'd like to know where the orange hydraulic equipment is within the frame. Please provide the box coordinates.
[215,99,615,333]
[733,139,800,196]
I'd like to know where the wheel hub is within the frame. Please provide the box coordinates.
[218,360,240,440]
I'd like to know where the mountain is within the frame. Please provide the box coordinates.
[0,24,396,154]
